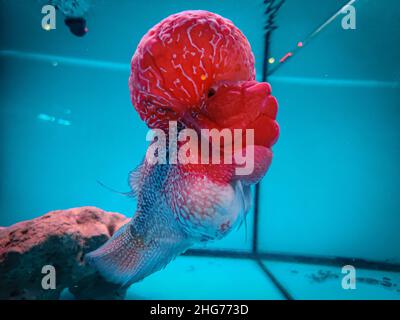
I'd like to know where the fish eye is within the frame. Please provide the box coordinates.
[207,88,216,98]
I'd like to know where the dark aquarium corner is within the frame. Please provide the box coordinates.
[0,0,399,304]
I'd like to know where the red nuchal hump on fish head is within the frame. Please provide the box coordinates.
[129,10,256,130]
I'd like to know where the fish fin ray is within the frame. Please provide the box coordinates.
[127,162,144,197]
[97,180,135,197]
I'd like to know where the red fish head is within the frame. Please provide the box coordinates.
[129,10,256,131]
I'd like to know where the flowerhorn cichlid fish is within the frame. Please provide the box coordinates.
[85,10,279,287]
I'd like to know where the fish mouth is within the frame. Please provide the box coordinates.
[239,81,280,147]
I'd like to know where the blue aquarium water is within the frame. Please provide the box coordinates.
[0,0,399,300]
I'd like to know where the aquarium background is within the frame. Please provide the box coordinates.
[0,0,399,299]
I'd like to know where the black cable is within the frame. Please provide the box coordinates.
[253,0,286,254]
[262,0,286,78]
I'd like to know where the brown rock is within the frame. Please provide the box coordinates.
[0,206,130,300]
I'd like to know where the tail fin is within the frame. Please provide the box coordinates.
[85,219,191,287]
